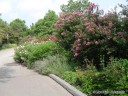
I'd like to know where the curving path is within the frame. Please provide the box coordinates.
[0,48,72,96]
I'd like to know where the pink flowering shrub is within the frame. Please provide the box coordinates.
[55,4,127,68]
[21,35,58,44]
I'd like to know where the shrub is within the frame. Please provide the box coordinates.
[93,58,128,95]
[33,54,72,76]
[20,35,57,43]
[82,58,128,95]
[14,41,67,68]
[1,44,17,50]
[33,10,58,37]
[76,65,97,94]
[60,58,128,95]
[62,71,78,85]
[55,4,127,68]
[14,41,38,64]
[27,41,67,63]
[20,36,38,43]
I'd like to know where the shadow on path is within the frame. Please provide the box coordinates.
[0,65,15,83]
[5,62,19,66]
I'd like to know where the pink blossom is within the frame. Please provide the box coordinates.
[77,43,81,47]
[77,39,81,42]
[95,41,99,45]
[55,21,62,28]
[88,28,94,33]
[117,32,123,36]
[87,3,97,10]
[92,24,97,28]
[68,15,73,20]
[61,32,65,36]
[84,23,90,27]
[98,24,102,29]
[76,47,81,51]
[87,38,90,41]
[107,36,111,40]
[55,24,61,28]
[86,42,91,45]
[108,21,113,27]
[74,53,79,57]
[83,41,87,45]
[98,17,103,21]
[73,11,84,17]
[86,25,91,30]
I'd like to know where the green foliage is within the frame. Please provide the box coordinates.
[0,19,7,43]
[9,18,29,40]
[32,10,58,37]
[0,18,15,46]
[14,41,38,64]
[77,65,97,94]
[27,41,66,63]
[14,41,67,68]
[61,58,128,95]
[61,0,90,12]
[33,54,72,76]
[62,71,78,85]
[93,58,128,94]
[0,44,16,50]
[56,4,128,68]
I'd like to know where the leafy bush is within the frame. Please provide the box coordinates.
[55,3,127,68]
[60,58,128,95]
[32,10,58,37]
[14,41,67,68]
[62,71,78,85]
[0,44,17,50]
[93,58,128,95]
[33,54,72,76]
[27,41,67,63]
[20,35,57,44]
[20,36,38,43]
[14,41,38,64]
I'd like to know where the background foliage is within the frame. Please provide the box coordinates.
[31,10,58,38]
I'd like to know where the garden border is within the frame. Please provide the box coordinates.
[49,74,87,96]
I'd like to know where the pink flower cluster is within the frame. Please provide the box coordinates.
[87,3,97,9]
[55,5,126,59]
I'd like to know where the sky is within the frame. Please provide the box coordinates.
[0,0,127,27]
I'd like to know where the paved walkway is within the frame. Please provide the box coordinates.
[0,48,72,96]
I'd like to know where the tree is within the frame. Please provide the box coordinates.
[33,10,58,37]
[119,1,128,33]
[0,18,11,45]
[61,0,90,12]
[9,18,28,41]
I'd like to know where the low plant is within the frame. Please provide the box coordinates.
[0,43,17,50]
[14,41,67,68]
[62,71,78,85]
[93,58,128,95]
[60,58,128,95]
[33,54,72,76]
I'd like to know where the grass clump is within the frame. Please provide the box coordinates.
[33,54,72,76]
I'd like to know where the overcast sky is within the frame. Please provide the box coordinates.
[0,0,127,27]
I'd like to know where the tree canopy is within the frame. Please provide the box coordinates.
[61,0,90,12]
[33,10,58,37]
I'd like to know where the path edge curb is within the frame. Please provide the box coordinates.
[49,74,87,96]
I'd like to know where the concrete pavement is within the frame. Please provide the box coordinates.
[0,48,72,96]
